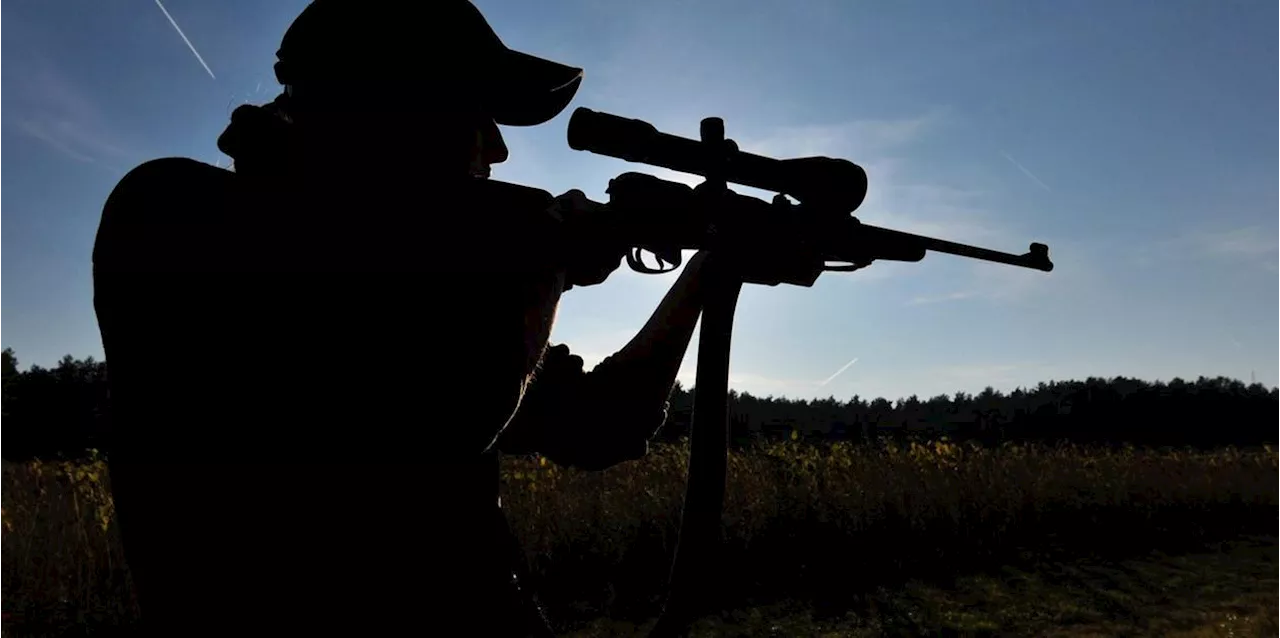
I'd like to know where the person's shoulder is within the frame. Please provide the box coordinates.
[109,157,235,206]
[94,158,252,268]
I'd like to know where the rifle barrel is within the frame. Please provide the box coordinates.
[857,223,1054,272]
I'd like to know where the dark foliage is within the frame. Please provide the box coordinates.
[2,347,1275,461]
[3,349,112,461]
[654,377,1275,449]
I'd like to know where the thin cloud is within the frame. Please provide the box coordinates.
[1193,226,1277,259]
[674,365,857,397]
[1195,226,1279,273]
[999,151,1053,193]
[153,0,217,80]
[933,363,1022,383]
[15,119,97,163]
[1141,225,1279,272]
[727,372,827,393]
[818,357,859,387]
[909,291,979,305]
[739,109,947,159]
[6,57,138,169]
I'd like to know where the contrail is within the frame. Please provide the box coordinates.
[818,357,859,387]
[999,151,1052,193]
[153,0,216,80]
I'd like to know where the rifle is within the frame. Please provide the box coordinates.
[539,108,1053,637]
[565,107,1052,285]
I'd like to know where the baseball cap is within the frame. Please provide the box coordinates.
[273,1,585,128]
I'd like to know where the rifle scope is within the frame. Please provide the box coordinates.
[567,107,870,214]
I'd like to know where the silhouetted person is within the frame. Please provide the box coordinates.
[92,2,709,635]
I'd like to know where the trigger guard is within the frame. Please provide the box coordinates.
[627,248,680,274]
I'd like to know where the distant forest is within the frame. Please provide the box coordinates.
[3,348,1276,460]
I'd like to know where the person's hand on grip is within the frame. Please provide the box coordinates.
[550,189,626,290]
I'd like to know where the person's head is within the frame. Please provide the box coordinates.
[270,1,584,178]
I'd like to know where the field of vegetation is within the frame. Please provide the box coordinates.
[3,439,1276,636]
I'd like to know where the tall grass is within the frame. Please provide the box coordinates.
[2,452,136,633]
[502,440,1278,623]
[3,440,1276,634]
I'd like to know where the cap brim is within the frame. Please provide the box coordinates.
[487,49,583,127]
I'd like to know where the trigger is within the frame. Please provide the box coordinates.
[654,248,683,270]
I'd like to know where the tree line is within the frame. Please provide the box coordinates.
[3,348,1275,460]
[659,376,1277,449]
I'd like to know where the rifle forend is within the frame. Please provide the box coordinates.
[565,107,1054,281]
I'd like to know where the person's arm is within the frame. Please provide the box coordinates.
[494,252,709,470]
[93,158,259,461]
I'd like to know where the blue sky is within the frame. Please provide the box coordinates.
[3,0,1276,402]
